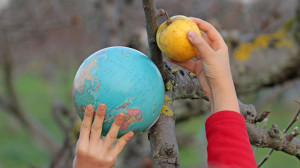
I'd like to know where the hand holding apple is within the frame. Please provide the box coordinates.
[162,17,240,114]
[156,15,202,62]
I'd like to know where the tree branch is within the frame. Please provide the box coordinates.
[253,118,268,155]
[52,100,77,133]
[149,91,180,167]
[248,123,300,160]
[0,30,59,153]
[175,100,207,124]
[50,101,77,168]
[234,0,300,94]
[257,101,300,166]
[283,100,300,133]
[143,0,164,75]
[170,67,300,159]
[143,0,181,167]
[0,95,12,111]
[233,47,300,95]
[254,79,299,110]
[164,62,207,101]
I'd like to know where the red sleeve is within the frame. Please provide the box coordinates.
[205,111,257,168]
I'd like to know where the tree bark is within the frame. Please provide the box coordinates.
[143,0,181,167]
[143,0,164,75]
[149,91,180,167]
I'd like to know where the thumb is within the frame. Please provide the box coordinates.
[187,30,214,60]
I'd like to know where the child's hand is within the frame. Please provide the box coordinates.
[167,17,239,113]
[73,104,134,168]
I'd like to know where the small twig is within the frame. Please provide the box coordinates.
[258,100,300,167]
[257,149,274,167]
[155,9,171,25]
[255,111,270,122]
[283,101,300,133]
[286,127,299,141]
[156,9,166,17]
[52,101,69,133]
[52,100,77,133]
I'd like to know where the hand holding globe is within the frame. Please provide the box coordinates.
[73,104,134,168]
[72,47,165,138]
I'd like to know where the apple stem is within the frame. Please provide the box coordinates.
[156,9,172,25]
[165,11,172,25]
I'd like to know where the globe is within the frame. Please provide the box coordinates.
[72,46,165,137]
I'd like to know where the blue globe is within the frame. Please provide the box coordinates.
[72,46,165,137]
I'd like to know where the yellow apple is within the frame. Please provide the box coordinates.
[156,15,201,62]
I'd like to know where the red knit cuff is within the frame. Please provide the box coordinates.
[205,110,246,133]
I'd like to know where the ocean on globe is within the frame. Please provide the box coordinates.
[72,46,165,137]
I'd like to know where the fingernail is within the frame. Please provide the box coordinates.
[128,132,134,138]
[99,104,106,111]
[117,113,125,121]
[87,104,93,112]
[188,30,195,38]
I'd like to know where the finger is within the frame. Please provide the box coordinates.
[110,131,134,158]
[195,53,201,60]
[200,31,212,46]
[79,104,94,142]
[166,57,197,73]
[190,17,225,50]
[187,30,216,61]
[103,113,125,148]
[90,104,107,144]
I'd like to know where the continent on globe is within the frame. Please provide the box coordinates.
[121,108,144,130]
[103,97,137,124]
[74,56,99,94]
[115,97,134,110]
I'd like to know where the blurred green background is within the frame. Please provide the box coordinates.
[0,0,300,167]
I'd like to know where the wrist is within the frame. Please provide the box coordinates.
[210,80,240,113]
